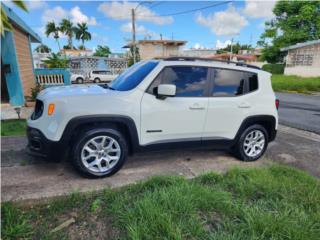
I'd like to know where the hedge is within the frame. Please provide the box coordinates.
[262,63,285,74]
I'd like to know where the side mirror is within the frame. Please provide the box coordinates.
[156,84,176,99]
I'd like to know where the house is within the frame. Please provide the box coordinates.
[33,52,51,68]
[281,40,320,77]
[1,3,41,106]
[238,48,262,58]
[123,39,187,60]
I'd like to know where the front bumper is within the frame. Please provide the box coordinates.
[27,127,64,159]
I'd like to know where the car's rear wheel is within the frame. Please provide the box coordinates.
[76,77,84,84]
[94,78,101,83]
[72,128,127,178]
[233,124,268,161]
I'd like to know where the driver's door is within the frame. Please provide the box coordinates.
[140,66,210,146]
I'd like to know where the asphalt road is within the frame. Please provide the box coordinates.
[276,92,320,134]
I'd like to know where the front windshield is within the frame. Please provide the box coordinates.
[111,61,158,91]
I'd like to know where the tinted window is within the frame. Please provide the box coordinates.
[147,66,208,97]
[212,69,258,97]
[111,61,158,91]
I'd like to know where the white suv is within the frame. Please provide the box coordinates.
[27,57,279,177]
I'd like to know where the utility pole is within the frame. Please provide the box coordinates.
[230,38,233,61]
[131,8,136,64]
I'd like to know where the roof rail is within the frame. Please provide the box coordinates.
[162,56,261,70]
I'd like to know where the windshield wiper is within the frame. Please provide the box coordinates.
[99,83,115,90]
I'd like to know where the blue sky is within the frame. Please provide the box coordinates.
[4,0,276,53]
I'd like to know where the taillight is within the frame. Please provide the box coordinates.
[275,99,279,110]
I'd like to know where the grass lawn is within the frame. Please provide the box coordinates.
[1,119,27,136]
[271,75,320,94]
[2,165,320,240]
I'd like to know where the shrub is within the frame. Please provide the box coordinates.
[30,83,43,101]
[262,63,285,74]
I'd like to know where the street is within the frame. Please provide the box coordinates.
[276,92,320,134]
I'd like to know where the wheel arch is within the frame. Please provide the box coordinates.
[235,115,277,142]
[60,115,140,154]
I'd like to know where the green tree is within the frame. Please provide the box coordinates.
[1,1,27,35]
[34,44,51,53]
[45,21,61,51]
[43,53,68,68]
[60,19,76,49]
[217,43,253,54]
[258,0,320,63]
[93,45,111,57]
[75,22,91,50]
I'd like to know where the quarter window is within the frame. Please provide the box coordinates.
[212,69,258,97]
[148,66,209,97]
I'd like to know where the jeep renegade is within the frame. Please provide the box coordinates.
[27,57,278,177]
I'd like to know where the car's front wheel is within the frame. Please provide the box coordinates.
[72,128,128,178]
[76,77,84,84]
[233,124,268,161]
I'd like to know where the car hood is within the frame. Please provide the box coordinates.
[37,84,109,99]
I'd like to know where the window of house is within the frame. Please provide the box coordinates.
[147,66,209,97]
[211,69,258,97]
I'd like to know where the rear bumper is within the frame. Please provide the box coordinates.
[26,127,64,159]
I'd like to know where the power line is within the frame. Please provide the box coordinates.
[136,1,232,17]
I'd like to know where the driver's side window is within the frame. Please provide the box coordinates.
[147,66,209,97]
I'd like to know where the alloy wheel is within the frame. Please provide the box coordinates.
[81,135,121,173]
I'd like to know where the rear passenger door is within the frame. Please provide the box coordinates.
[202,68,259,140]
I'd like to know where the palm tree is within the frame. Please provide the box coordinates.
[75,22,91,50]
[34,44,51,53]
[45,21,61,51]
[60,19,76,49]
[43,53,68,68]
[1,0,28,35]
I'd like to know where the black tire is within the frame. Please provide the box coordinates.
[76,77,84,84]
[233,124,269,161]
[72,127,128,178]
[94,78,101,83]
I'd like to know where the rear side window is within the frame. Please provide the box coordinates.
[147,66,209,97]
[211,69,258,97]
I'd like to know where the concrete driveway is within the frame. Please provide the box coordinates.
[276,92,320,134]
[1,125,320,202]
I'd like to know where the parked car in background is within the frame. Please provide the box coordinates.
[70,73,85,84]
[89,70,117,83]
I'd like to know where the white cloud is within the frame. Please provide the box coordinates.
[98,1,173,25]
[193,43,204,49]
[120,22,156,37]
[41,6,97,26]
[216,40,232,49]
[243,0,277,19]
[41,6,68,24]
[27,1,48,10]
[70,6,97,26]
[196,4,248,36]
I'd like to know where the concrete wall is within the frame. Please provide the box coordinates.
[284,66,320,77]
[284,43,320,77]
[13,26,35,97]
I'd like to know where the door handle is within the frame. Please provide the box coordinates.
[189,103,205,110]
[238,102,251,108]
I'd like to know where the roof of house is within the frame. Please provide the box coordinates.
[2,3,41,43]
[123,39,187,48]
[280,39,320,51]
